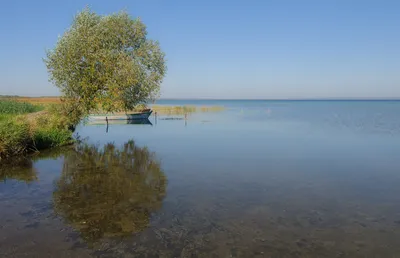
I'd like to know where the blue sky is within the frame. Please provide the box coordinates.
[0,0,399,99]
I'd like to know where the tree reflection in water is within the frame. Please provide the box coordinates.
[53,140,167,244]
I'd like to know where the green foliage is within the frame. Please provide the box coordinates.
[46,103,82,129]
[32,128,72,150]
[53,140,166,244]
[0,114,10,121]
[0,116,31,159]
[0,100,43,114]
[29,108,74,150]
[33,106,76,131]
[134,103,148,110]
[0,103,74,159]
[44,7,166,118]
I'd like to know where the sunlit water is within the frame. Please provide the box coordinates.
[1,100,400,257]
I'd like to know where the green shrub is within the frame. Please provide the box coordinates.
[0,100,43,114]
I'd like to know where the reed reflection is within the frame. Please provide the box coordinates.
[0,157,37,183]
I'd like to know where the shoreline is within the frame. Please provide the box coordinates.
[3,96,400,102]
[0,99,224,160]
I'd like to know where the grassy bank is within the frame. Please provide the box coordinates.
[0,100,74,160]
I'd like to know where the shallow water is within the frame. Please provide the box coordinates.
[1,100,400,257]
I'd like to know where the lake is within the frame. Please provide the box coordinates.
[1,100,400,257]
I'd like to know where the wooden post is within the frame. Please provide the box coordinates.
[106,116,109,133]
[184,113,187,127]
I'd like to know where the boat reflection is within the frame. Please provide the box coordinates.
[52,140,167,244]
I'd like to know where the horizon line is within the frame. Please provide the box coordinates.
[1,95,400,101]
[157,97,400,101]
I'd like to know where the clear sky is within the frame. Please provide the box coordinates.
[0,0,399,99]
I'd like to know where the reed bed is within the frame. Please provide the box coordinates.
[150,105,224,115]
[14,97,61,105]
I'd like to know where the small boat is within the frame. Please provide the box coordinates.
[87,118,153,125]
[88,110,153,121]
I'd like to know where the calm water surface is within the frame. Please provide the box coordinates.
[1,100,400,257]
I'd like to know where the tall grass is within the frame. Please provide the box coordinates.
[0,116,32,158]
[32,128,72,150]
[0,114,10,121]
[0,101,74,160]
[0,100,43,114]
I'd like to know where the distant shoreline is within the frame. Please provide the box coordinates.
[156,98,400,101]
[1,95,400,101]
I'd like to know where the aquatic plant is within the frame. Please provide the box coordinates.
[32,128,72,150]
[150,105,224,115]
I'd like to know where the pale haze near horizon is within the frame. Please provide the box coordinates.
[0,0,399,99]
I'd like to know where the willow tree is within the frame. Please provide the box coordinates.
[44,8,166,116]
